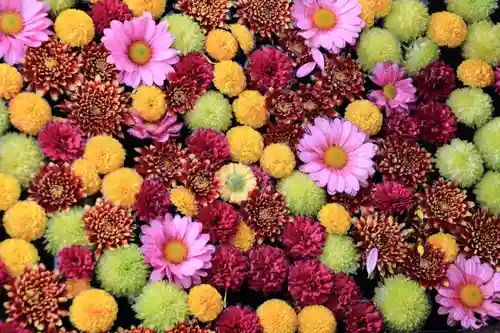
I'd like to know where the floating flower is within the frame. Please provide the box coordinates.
[184,91,233,132]
[260,144,295,179]
[447,87,493,129]
[383,0,428,42]
[0,239,39,277]
[233,90,267,128]
[247,47,293,93]
[213,60,247,97]
[427,11,467,48]
[129,114,182,143]
[38,121,84,163]
[0,64,22,100]
[325,273,362,321]
[207,245,248,292]
[320,234,359,274]
[8,92,52,136]
[278,171,326,217]
[176,0,230,31]
[133,180,171,222]
[403,244,449,288]
[44,207,89,256]
[91,0,132,34]
[415,102,457,144]
[188,284,223,322]
[235,0,292,37]
[0,172,20,211]
[196,201,238,244]
[216,306,263,333]
[458,59,495,88]
[256,299,298,333]
[463,20,500,66]
[187,129,230,167]
[206,29,238,61]
[3,201,47,241]
[57,245,94,280]
[226,126,264,164]
[70,289,118,333]
[54,9,94,47]
[317,203,352,235]
[371,181,414,214]
[101,167,144,208]
[216,163,257,204]
[247,245,288,294]
[181,159,220,206]
[403,37,441,76]
[282,216,326,260]
[414,60,456,101]
[297,305,336,333]
[288,259,333,306]
[357,28,402,72]
[163,14,205,56]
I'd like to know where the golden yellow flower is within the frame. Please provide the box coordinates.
[298,305,336,333]
[345,100,383,136]
[55,9,95,47]
[358,0,375,27]
[124,0,166,18]
[231,221,255,252]
[72,159,102,196]
[3,201,47,241]
[0,64,22,100]
[132,86,166,121]
[170,186,198,216]
[213,61,247,97]
[70,289,118,333]
[101,168,144,208]
[83,136,126,174]
[8,92,52,135]
[257,299,298,333]
[0,238,39,276]
[0,172,20,210]
[226,126,264,164]
[457,59,495,88]
[427,11,467,48]
[188,284,223,322]
[373,0,392,17]
[233,90,268,129]
[427,232,459,262]
[318,203,352,235]
[229,24,255,54]
[206,29,239,61]
[260,143,296,179]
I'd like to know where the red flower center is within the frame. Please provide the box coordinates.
[128,40,152,65]
[163,240,188,264]
[0,11,24,36]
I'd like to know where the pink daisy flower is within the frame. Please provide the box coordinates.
[436,254,500,329]
[140,213,215,288]
[298,117,377,196]
[0,0,52,65]
[128,113,183,143]
[102,13,179,88]
[369,62,417,114]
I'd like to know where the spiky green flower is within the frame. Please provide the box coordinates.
[462,20,500,65]
[163,14,205,55]
[384,0,429,42]
[184,91,233,132]
[446,0,498,22]
[44,0,76,15]
[277,171,326,217]
[0,100,9,136]
[404,38,440,76]
[474,117,500,171]
[319,234,359,274]
[44,207,90,255]
[446,87,493,128]
[357,28,402,72]
[475,171,500,216]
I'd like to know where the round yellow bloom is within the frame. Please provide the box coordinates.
[206,29,239,61]
[66,279,92,299]
[72,159,102,195]
[0,172,20,210]
[0,238,39,277]
[427,232,459,262]
[216,163,257,204]
[226,126,264,164]
[298,305,336,333]
[124,0,166,18]
[373,0,392,17]
[233,90,268,129]
[70,289,118,333]
[427,12,467,47]
[9,92,52,135]
[358,0,375,27]
[214,61,247,97]
[345,100,383,136]
[260,144,296,179]
[231,221,255,252]
[457,59,495,88]
[132,86,166,121]
[188,284,223,322]
[229,24,255,54]
[0,64,22,100]
[3,201,47,241]
[55,9,95,47]
[170,186,197,216]
[257,299,298,333]
[101,168,143,208]
[318,203,352,235]
[83,136,125,174]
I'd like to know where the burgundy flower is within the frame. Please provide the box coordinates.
[495,67,500,94]
[371,182,414,214]
[57,246,94,280]
[133,180,171,222]
[128,114,183,143]
[345,302,383,333]
[38,121,84,163]
[207,245,248,291]
[383,112,420,139]
[182,159,220,207]
[196,201,239,243]
[0,260,10,284]
[403,244,448,289]
[247,245,288,294]
[187,129,231,167]
[0,321,33,333]
[91,0,132,34]
[135,142,186,187]
[250,165,271,189]
[282,216,326,260]
[415,102,457,145]
[170,53,213,94]
[263,122,304,154]
[248,47,293,93]
[326,273,362,321]
[216,306,263,333]
[278,30,312,68]
[165,76,201,115]
[415,61,455,101]
[298,83,338,121]
[288,259,333,306]
[266,88,303,123]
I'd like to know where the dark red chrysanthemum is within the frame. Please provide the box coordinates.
[22,38,83,100]
[187,129,230,167]
[165,76,200,115]
[0,260,10,284]
[298,83,338,121]
[58,77,131,137]
[247,245,289,294]
[371,182,414,214]
[241,187,290,243]
[495,67,500,94]
[266,89,303,123]
[135,142,186,187]
[91,0,132,34]
[57,246,94,280]
[38,121,84,163]
[176,0,230,31]
[415,60,455,101]
[216,306,263,333]
[326,273,362,321]
[28,163,85,214]
[415,102,457,145]
[0,321,33,333]
[133,180,171,222]
[79,42,118,82]
[403,244,448,289]
[250,165,271,189]
[207,245,248,291]
[248,47,293,93]
[181,159,220,206]
[383,112,420,139]
[330,185,373,215]
[345,302,383,333]
[288,259,333,306]
[282,216,326,260]
[164,322,211,333]
[170,53,213,94]
[278,30,312,68]
[117,326,155,333]
[235,0,292,37]
[197,201,239,243]
[263,122,304,154]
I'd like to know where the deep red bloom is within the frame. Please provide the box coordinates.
[216,306,263,333]
[415,102,457,145]
[207,245,248,291]
[326,273,362,321]
[249,165,271,189]
[187,129,230,167]
[91,0,132,34]
[415,61,455,101]
[330,185,373,215]
[0,321,33,333]
[263,122,304,154]
[165,75,201,115]
[345,302,383,333]
[133,180,171,222]
[196,201,239,243]
[38,121,84,163]
[298,83,338,121]
[403,244,448,289]
[170,53,213,94]
[57,246,94,280]
[383,112,420,139]
[247,245,289,294]
[248,47,293,93]
[266,89,303,123]
[278,30,312,67]
[282,216,326,260]
[372,182,414,214]
[288,259,333,306]
[181,159,220,206]
[0,260,10,284]
[135,142,186,187]
[495,67,500,94]
[80,42,117,82]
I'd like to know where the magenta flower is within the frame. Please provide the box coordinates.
[436,254,500,329]
[38,121,84,163]
[140,213,215,288]
[298,117,377,196]
[128,113,182,143]
[369,62,417,114]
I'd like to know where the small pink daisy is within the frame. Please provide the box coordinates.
[298,117,377,196]
[102,13,179,88]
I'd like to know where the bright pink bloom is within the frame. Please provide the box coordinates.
[140,213,215,288]
[128,113,182,143]
[369,62,416,114]
[298,117,377,196]
[436,254,500,329]
[38,121,84,163]
[102,13,179,88]
[0,0,52,65]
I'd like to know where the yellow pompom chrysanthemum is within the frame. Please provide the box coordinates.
[70,288,118,333]
[55,9,95,47]
[257,299,298,333]
[3,201,47,241]
[260,143,296,179]
[427,232,459,262]
[457,59,495,88]
[170,186,198,216]
[101,168,143,208]
[231,221,255,252]
[229,24,255,54]
[318,203,352,235]
[72,159,102,196]
[358,0,375,27]
[226,126,264,164]
[345,100,383,136]
[132,86,166,122]
[373,0,392,17]
[124,0,166,18]
[83,136,126,174]
[0,64,22,100]
[206,29,239,61]
[427,12,467,47]
[216,163,257,204]
[0,238,39,277]
[214,61,247,98]
[188,284,223,322]
[298,305,337,333]
[9,92,52,135]
[233,90,268,129]
[0,172,21,210]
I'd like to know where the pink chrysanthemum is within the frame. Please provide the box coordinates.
[38,121,84,163]
[369,62,416,114]
[133,180,171,222]
[0,0,52,65]
[288,259,334,307]
[282,216,326,260]
[207,244,248,292]
[298,117,377,196]
[247,47,293,93]
[91,0,132,34]
[247,245,289,294]
[216,306,263,333]
[128,114,182,143]
[436,254,500,329]
[140,213,215,288]
[102,13,179,88]
[371,181,414,214]
[57,246,94,280]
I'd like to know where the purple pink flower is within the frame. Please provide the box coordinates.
[128,113,182,143]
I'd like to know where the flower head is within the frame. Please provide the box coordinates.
[70,289,118,333]
[0,64,22,100]
[325,273,362,321]
[383,112,420,139]
[278,30,312,68]
[44,207,89,255]
[446,0,498,22]
[260,144,295,179]
[403,37,440,76]
[415,102,457,144]
[278,171,326,217]
[187,129,230,167]
[372,181,414,214]
[129,114,182,143]
[212,62,246,99]
[206,29,238,61]
[383,0,428,41]
[163,14,205,55]
[207,245,248,292]
[38,121,84,163]
[235,0,292,37]
[317,203,352,235]
[233,90,267,128]
[3,201,47,241]
[288,259,334,306]
[216,163,257,204]
[91,0,132,34]
[196,201,238,244]
[216,306,263,333]
[54,9,94,47]
[403,244,449,288]
[282,216,326,260]
[266,89,302,124]
[297,83,337,121]
[320,234,359,274]
[463,20,500,66]
[79,41,118,83]
[447,87,493,129]
[123,0,165,18]
[133,180,171,222]
[298,305,336,333]
[184,91,233,132]
[427,11,467,47]
[135,142,186,187]
[176,0,230,31]
[264,122,304,154]
[226,126,264,164]
[171,53,213,93]
[0,239,39,277]
[475,171,500,215]
[248,47,293,93]
[247,245,289,294]
[170,186,198,217]
[165,322,212,333]
[415,60,455,101]
[0,172,20,211]
[181,159,220,207]
[165,75,202,115]
[57,246,94,280]
[357,28,402,72]
[8,92,52,136]
[458,59,495,88]
[188,284,223,322]
[256,300,297,333]
[345,302,383,333]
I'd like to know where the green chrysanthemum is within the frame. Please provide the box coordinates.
[462,20,500,65]
[384,0,429,42]
[446,0,498,22]
[0,100,9,136]
[404,37,440,76]
[184,90,233,132]
[277,171,326,217]
[446,87,493,128]
[319,234,359,274]
[0,132,44,187]
[44,0,76,15]
[163,14,205,55]
[133,281,189,332]
[474,117,500,171]
[435,139,484,188]
[357,28,402,72]
[374,275,430,333]
[96,244,149,297]
[44,207,90,255]
[475,171,500,215]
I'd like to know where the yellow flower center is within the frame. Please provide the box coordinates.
[44,58,58,69]
[0,11,24,36]
[50,185,64,198]
[459,284,484,308]
[313,8,337,30]
[383,84,397,99]
[323,146,348,169]
[163,240,188,264]
[128,40,152,65]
